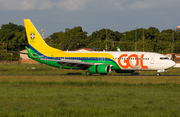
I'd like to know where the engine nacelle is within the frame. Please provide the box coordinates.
[115,70,135,73]
[90,64,111,74]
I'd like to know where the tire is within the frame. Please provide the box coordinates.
[157,73,161,76]
[86,71,91,76]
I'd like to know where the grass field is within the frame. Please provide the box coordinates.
[0,63,180,75]
[0,63,180,116]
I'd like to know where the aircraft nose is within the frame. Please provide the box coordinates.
[169,60,176,68]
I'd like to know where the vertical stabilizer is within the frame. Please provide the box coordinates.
[24,19,61,53]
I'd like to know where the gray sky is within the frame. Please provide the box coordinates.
[0,0,180,37]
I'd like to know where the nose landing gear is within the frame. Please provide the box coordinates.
[157,69,167,76]
[157,73,161,76]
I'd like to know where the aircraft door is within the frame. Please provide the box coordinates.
[98,56,105,62]
[150,55,154,64]
[102,57,105,62]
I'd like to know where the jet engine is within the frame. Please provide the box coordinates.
[90,64,111,74]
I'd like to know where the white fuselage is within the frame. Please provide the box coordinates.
[110,51,176,71]
[65,51,176,71]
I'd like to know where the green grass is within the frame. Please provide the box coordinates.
[0,63,180,75]
[0,63,180,116]
[0,81,180,116]
[0,63,84,75]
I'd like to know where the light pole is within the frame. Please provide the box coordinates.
[42,29,46,39]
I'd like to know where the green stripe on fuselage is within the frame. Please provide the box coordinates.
[82,60,120,70]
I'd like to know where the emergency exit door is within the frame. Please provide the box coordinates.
[150,55,154,64]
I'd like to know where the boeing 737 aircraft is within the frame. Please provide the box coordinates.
[24,19,176,76]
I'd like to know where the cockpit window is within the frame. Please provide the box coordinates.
[160,57,169,60]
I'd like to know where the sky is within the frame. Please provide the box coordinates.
[0,0,180,37]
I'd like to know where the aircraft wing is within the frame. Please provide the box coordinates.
[40,58,95,70]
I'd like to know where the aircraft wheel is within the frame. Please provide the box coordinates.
[157,73,161,76]
[86,71,91,76]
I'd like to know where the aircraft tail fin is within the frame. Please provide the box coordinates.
[117,47,121,52]
[24,19,61,53]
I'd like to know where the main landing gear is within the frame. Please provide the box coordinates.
[157,73,161,76]
[85,71,91,76]
[157,70,167,76]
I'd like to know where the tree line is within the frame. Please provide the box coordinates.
[0,22,180,61]
[47,26,180,54]
[0,23,27,60]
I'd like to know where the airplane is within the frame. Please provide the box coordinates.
[24,19,176,76]
[117,47,120,52]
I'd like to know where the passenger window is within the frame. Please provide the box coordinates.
[160,57,169,60]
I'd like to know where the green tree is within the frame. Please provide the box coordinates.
[86,29,123,50]
[174,41,180,53]
[146,27,160,40]
[0,22,27,51]
[48,26,87,50]
[0,22,27,61]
